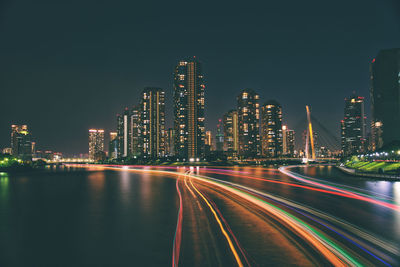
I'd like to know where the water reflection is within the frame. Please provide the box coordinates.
[139,170,152,210]
[0,172,9,201]
[120,170,132,204]
[88,171,105,192]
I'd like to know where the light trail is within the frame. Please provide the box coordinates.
[185,173,362,266]
[187,176,244,267]
[68,164,381,266]
[227,183,394,266]
[172,178,183,267]
[184,174,251,266]
[279,165,396,201]
[189,167,400,212]
[279,166,400,212]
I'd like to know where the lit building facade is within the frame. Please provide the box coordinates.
[2,148,12,154]
[215,119,224,152]
[223,110,239,156]
[261,100,283,157]
[173,58,205,160]
[205,131,213,148]
[286,128,295,156]
[11,124,32,160]
[88,129,104,160]
[237,89,260,158]
[370,48,400,149]
[282,125,295,156]
[108,132,118,159]
[341,95,366,155]
[205,130,213,156]
[141,87,165,158]
[165,128,175,156]
[131,105,142,157]
[117,108,131,158]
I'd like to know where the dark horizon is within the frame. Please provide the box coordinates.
[1,0,399,155]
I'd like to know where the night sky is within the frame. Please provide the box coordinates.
[1,0,399,155]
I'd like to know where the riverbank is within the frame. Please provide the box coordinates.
[337,165,400,181]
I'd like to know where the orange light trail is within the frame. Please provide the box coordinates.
[199,168,400,212]
[68,164,362,266]
[187,176,244,267]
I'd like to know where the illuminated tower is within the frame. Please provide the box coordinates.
[117,108,131,158]
[237,89,260,158]
[341,95,366,155]
[173,57,205,160]
[216,119,224,152]
[88,129,104,160]
[141,87,165,158]
[165,128,175,156]
[11,124,32,161]
[108,131,118,159]
[205,130,213,156]
[131,105,142,157]
[223,110,239,157]
[370,48,400,149]
[261,100,283,157]
[286,128,295,156]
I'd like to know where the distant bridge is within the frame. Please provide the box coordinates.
[34,158,94,164]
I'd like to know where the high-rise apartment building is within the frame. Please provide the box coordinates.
[117,108,131,158]
[109,132,118,159]
[370,48,400,149]
[205,131,213,148]
[216,119,224,152]
[173,58,205,160]
[286,128,295,156]
[141,87,165,158]
[165,128,175,156]
[223,110,239,156]
[237,89,260,158]
[11,124,32,160]
[261,100,283,157]
[205,130,213,156]
[131,105,142,157]
[88,129,104,160]
[282,125,295,156]
[341,95,366,155]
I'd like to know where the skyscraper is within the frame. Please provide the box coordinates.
[286,128,295,156]
[11,124,32,160]
[237,89,260,158]
[165,128,175,156]
[223,110,239,157]
[341,95,366,155]
[141,87,165,158]
[370,48,400,149]
[261,100,283,157]
[109,132,118,159]
[205,130,213,156]
[88,129,104,160]
[131,105,142,157]
[205,131,213,148]
[282,125,295,156]
[173,58,205,160]
[117,108,131,158]
[215,119,224,152]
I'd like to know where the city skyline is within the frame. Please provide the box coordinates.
[1,2,400,266]
[1,1,400,155]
